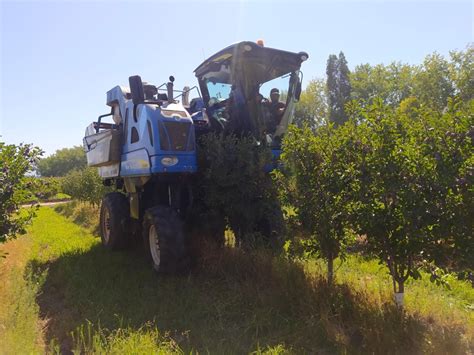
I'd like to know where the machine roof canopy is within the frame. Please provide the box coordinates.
[194,41,309,85]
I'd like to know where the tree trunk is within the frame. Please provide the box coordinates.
[327,257,334,286]
[394,279,405,308]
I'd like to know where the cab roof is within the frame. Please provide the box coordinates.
[194,41,309,84]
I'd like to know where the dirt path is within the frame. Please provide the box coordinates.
[21,200,71,208]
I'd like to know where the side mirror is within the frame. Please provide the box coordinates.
[129,75,145,105]
[295,81,302,101]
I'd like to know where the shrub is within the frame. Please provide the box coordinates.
[194,133,283,248]
[276,123,358,284]
[61,167,110,206]
[24,176,65,202]
[0,142,43,242]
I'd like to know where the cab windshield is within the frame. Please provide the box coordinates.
[206,81,232,102]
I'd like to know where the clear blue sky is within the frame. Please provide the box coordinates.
[1,0,472,156]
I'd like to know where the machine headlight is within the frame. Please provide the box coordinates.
[161,156,179,166]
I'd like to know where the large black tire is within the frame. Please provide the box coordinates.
[143,206,189,274]
[100,192,130,250]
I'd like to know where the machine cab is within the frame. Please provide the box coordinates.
[194,41,308,147]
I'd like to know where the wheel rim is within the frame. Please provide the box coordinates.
[102,208,111,243]
[149,225,161,269]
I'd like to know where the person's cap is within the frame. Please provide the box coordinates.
[270,88,280,95]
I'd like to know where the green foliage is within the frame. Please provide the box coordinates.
[449,44,474,102]
[54,201,100,232]
[61,167,110,206]
[350,44,473,111]
[276,123,359,283]
[36,146,86,177]
[346,100,446,296]
[0,142,43,242]
[326,52,351,126]
[412,53,455,112]
[195,133,283,248]
[280,98,473,303]
[416,99,474,270]
[0,267,45,354]
[293,78,328,130]
[72,323,181,354]
[22,176,66,203]
[350,62,414,107]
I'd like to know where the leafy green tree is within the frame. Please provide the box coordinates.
[350,46,472,112]
[37,146,87,177]
[293,78,328,130]
[23,176,65,202]
[0,142,43,242]
[416,99,474,271]
[326,52,352,126]
[346,100,458,307]
[412,53,454,112]
[61,167,110,206]
[448,44,474,103]
[351,62,414,107]
[277,123,358,284]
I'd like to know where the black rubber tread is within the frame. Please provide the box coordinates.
[143,206,189,274]
[100,192,130,250]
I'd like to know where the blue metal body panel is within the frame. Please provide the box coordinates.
[271,149,281,160]
[118,101,198,177]
[120,149,151,177]
[263,149,282,172]
[150,154,197,173]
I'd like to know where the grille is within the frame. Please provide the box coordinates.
[159,121,194,151]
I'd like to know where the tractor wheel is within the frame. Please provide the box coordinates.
[100,192,130,250]
[143,206,189,274]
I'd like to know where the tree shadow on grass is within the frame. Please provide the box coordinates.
[27,243,470,354]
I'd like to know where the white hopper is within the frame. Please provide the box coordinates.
[83,124,122,167]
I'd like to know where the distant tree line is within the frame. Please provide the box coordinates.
[36,146,86,177]
[294,44,473,129]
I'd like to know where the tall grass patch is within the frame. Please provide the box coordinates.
[0,238,44,354]
[54,200,99,233]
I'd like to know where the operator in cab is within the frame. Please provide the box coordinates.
[264,88,286,133]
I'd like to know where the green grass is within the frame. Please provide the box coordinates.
[50,192,71,200]
[53,200,99,232]
[0,207,473,354]
[22,192,71,205]
[307,256,474,324]
[0,237,43,354]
